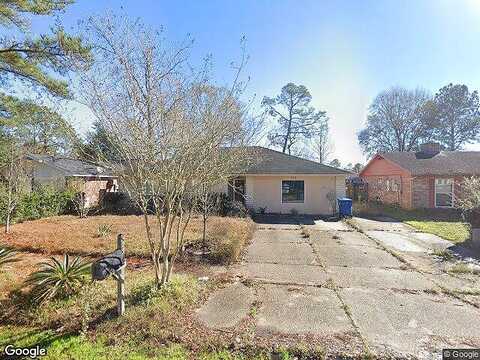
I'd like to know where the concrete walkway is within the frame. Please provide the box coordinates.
[197,216,480,359]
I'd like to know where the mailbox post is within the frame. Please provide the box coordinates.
[116,234,125,316]
[91,234,126,316]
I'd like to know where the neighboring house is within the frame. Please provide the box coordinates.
[24,154,118,208]
[359,142,480,209]
[218,147,350,215]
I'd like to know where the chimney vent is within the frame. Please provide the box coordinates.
[420,142,441,154]
[417,142,441,158]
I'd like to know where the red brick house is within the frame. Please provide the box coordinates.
[359,143,480,209]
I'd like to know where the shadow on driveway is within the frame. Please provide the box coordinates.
[252,214,332,226]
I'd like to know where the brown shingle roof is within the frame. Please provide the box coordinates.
[243,147,350,175]
[380,151,480,176]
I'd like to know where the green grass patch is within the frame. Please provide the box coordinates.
[0,326,190,359]
[447,263,479,275]
[354,202,470,243]
[405,221,470,243]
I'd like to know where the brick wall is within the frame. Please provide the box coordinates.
[412,176,431,208]
[364,175,402,206]
[361,155,412,209]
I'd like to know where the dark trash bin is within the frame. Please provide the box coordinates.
[337,197,353,218]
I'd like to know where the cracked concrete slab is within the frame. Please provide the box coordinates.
[310,219,354,231]
[246,240,317,265]
[256,284,353,335]
[411,232,454,251]
[240,262,328,286]
[426,272,480,293]
[366,230,427,253]
[310,230,378,248]
[314,244,403,268]
[326,266,436,290]
[351,217,414,233]
[340,288,480,358]
[252,229,306,243]
[196,282,254,329]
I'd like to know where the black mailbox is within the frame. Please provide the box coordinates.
[92,249,125,281]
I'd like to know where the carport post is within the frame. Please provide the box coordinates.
[117,234,125,316]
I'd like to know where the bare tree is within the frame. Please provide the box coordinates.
[456,177,480,229]
[196,186,219,251]
[358,87,436,157]
[432,84,480,150]
[312,117,333,164]
[0,142,27,233]
[79,15,255,288]
[263,83,327,154]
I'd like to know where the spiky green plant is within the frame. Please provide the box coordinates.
[24,255,91,304]
[0,245,19,269]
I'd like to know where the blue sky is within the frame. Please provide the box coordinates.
[28,0,480,164]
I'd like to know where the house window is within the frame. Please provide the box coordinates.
[435,178,454,208]
[282,180,304,203]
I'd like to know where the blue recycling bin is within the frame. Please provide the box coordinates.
[337,197,353,217]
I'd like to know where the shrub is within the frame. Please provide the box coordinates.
[24,254,91,304]
[0,245,19,269]
[101,192,139,215]
[208,219,254,264]
[16,186,75,222]
[215,194,248,217]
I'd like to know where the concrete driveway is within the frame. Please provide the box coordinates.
[197,216,480,359]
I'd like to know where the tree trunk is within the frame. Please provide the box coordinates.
[282,106,293,153]
[449,125,455,151]
[202,211,207,249]
[5,211,10,234]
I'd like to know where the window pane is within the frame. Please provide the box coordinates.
[435,178,453,207]
[282,180,304,203]
[436,193,452,207]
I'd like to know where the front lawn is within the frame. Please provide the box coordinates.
[1,215,254,263]
[404,220,470,243]
[354,202,471,243]
[0,267,268,360]
[0,215,269,359]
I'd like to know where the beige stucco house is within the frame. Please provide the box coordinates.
[24,154,118,208]
[219,147,350,215]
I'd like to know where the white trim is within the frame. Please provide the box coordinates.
[434,177,454,208]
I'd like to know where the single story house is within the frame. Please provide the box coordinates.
[24,154,118,208]
[218,147,350,215]
[359,142,480,209]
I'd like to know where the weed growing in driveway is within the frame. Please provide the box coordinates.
[300,227,311,238]
[432,249,455,261]
[448,263,479,275]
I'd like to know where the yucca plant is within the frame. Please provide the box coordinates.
[0,245,19,269]
[24,255,91,304]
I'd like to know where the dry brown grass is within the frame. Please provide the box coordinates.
[1,215,255,260]
[0,252,50,299]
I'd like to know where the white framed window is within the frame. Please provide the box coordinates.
[435,178,454,208]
